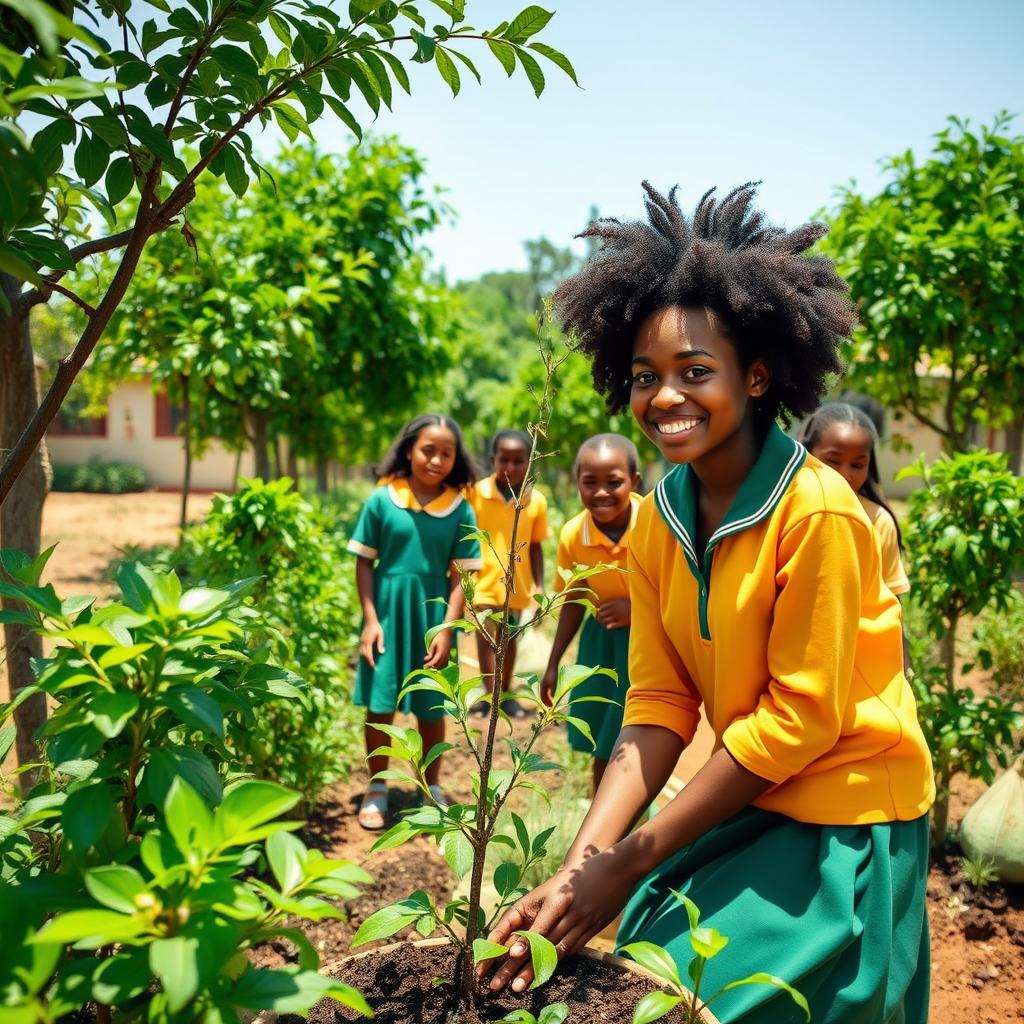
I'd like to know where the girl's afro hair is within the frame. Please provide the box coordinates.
[553,182,855,427]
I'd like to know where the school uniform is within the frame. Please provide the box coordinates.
[859,495,910,596]
[553,492,641,760]
[347,478,481,721]
[617,424,934,1024]
[470,475,551,615]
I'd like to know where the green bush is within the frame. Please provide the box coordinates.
[967,589,1024,698]
[51,459,147,494]
[0,550,370,1022]
[182,477,362,808]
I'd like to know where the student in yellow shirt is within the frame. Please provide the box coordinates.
[483,184,934,1024]
[470,429,550,718]
[541,434,641,791]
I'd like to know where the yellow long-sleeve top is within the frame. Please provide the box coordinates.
[624,424,934,826]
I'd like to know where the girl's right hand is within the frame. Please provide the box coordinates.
[540,667,558,707]
[359,621,385,667]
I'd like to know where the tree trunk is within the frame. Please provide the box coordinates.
[0,274,51,781]
[286,447,298,482]
[1004,420,1023,476]
[942,613,958,695]
[246,410,270,480]
[315,457,329,494]
[231,448,242,492]
[272,435,283,480]
[179,373,192,530]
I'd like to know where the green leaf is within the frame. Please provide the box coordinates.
[619,942,683,990]
[632,991,683,1024]
[411,30,436,63]
[528,42,578,86]
[472,938,507,963]
[434,46,460,96]
[486,38,516,76]
[272,102,311,142]
[505,5,554,41]
[165,776,215,854]
[266,830,306,893]
[211,43,259,79]
[32,909,146,947]
[215,780,299,844]
[539,1005,569,1024]
[222,144,249,198]
[140,747,222,810]
[85,865,148,914]
[150,936,200,1013]
[105,155,135,206]
[73,131,111,188]
[494,860,520,898]
[0,241,43,286]
[163,685,225,739]
[324,95,363,140]
[350,901,422,948]
[512,930,557,989]
[439,829,473,878]
[88,690,138,738]
[719,974,810,1021]
[231,967,372,1016]
[91,948,150,1005]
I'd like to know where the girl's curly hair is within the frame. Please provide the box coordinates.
[553,182,855,429]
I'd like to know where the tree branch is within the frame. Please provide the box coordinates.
[47,283,96,317]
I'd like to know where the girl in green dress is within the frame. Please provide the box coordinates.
[540,434,641,792]
[347,414,481,830]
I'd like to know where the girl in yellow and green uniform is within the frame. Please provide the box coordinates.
[483,184,934,1024]
[347,413,481,831]
[540,434,641,790]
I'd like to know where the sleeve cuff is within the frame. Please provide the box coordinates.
[622,693,700,747]
[346,539,378,559]
[721,719,794,785]
[887,577,911,595]
[452,557,483,571]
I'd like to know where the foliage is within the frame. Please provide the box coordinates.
[0,0,578,501]
[966,588,1024,699]
[0,551,371,1022]
[51,457,146,493]
[181,476,364,806]
[822,114,1024,453]
[86,137,455,473]
[899,451,1024,847]
[959,855,998,891]
[348,317,621,1010]
[500,1004,569,1024]
[620,891,808,1024]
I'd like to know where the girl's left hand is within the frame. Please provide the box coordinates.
[424,629,452,668]
[596,598,631,629]
[477,850,637,993]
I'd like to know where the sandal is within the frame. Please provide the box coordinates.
[357,783,389,831]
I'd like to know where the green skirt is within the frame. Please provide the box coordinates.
[617,807,930,1024]
[566,616,630,760]
[354,570,448,721]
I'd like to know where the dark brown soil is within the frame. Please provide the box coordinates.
[298,942,687,1024]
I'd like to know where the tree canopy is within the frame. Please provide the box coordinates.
[822,113,1024,456]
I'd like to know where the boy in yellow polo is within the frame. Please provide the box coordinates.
[483,183,934,1024]
[470,429,550,717]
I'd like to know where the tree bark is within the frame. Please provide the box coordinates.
[246,410,271,480]
[179,374,192,530]
[315,457,329,494]
[272,435,284,480]
[1004,419,1023,476]
[231,448,242,492]
[286,447,298,482]
[0,274,50,780]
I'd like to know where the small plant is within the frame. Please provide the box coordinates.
[959,854,999,891]
[0,552,371,1021]
[501,1003,570,1024]
[898,452,1024,847]
[51,458,147,494]
[620,892,809,1024]
[349,321,620,1011]
[966,589,1024,699]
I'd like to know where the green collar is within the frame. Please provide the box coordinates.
[654,422,806,572]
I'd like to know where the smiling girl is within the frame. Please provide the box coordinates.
[483,185,934,1024]
[347,413,481,830]
[540,434,641,790]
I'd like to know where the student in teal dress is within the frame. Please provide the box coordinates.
[347,413,481,830]
[540,434,641,792]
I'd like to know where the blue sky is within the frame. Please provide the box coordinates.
[281,0,1023,281]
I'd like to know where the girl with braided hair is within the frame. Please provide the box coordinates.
[483,184,933,1024]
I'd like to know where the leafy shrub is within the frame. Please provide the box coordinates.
[51,459,147,494]
[899,452,1024,847]
[182,477,363,807]
[0,550,370,1022]
[967,589,1024,698]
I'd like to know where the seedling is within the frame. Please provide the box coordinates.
[351,314,621,1008]
[621,891,809,1024]
[959,854,999,891]
[501,1003,570,1024]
